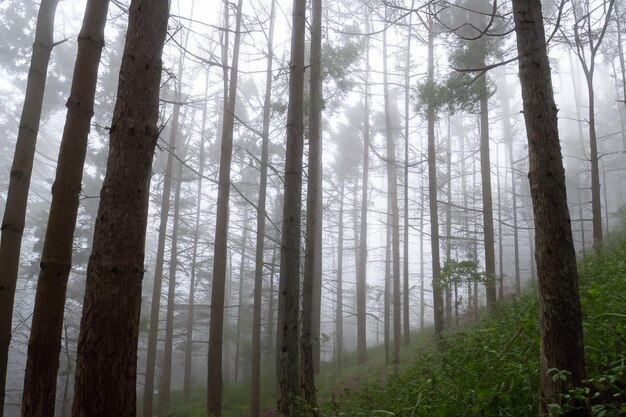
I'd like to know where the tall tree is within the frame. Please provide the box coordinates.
[142,99,180,417]
[276,0,306,413]
[70,0,170,415]
[512,1,588,414]
[382,21,401,366]
[250,1,276,415]
[207,0,244,413]
[0,1,59,411]
[20,2,110,416]
[564,0,615,243]
[301,0,322,408]
[426,20,445,338]
[356,12,371,365]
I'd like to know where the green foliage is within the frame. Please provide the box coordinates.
[439,258,484,289]
[322,231,626,416]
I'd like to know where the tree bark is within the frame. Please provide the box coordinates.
[0,1,59,411]
[478,73,497,307]
[207,0,243,413]
[276,0,306,413]
[234,208,249,383]
[301,0,322,407]
[427,23,444,339]
[250,2,275,413]
[512,1,588,414]
[20,2,109,416]
[335,181,345,375]
[71,1,170,416]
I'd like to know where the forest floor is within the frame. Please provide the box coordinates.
[169,228,626,417]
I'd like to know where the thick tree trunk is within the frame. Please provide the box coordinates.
[159,153,184,416]
[0,1,59,411]
[143,101,180,417]
[20,2,109,416]
[250,2,275,413]
[512,2,588,415]
[584,70,603,244]
[427,24,444,339]
[276,0,306,413]
[301,0,322,407]
[207,0,243,413]
[70,1,170,416]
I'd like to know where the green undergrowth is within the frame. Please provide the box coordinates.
[321,232,626,417]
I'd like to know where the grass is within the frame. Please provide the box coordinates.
[168,229,626,417]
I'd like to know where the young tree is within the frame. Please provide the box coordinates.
[207,0,244,414]
[512,1,588,414]
[276,0,306,414]
[20,2,110,416]
[0,1,59,411]
[70,0,170,415]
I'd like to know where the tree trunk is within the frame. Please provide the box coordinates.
[250,2,275,413]
[143,101,180,417]
[445,118,452,328]
[335,181,345,375]
[20,2,109,416]
[207,0,243,413]
[584,69,603,244]
[356,12,371,365]
[159,145,186,416]
[382,21,401,367]
[0,1,59,411]
[479,73,497,307]
[184,74,209,400]
[301,0,322,407]
[384,215,391,365]
[234,208,249,383]
[497,148,504,300]
[276,0,306,413]
[512,1,588,414]
[402,7,413,347]
[71,1,170,415]
[419,177,425,331]
[427,23,444,339]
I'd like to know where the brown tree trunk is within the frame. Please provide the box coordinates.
[250,1,276,413]
[497,148,504,300]
[234,208,249,383]
[427,23,444,339]
[0,1,59,411]
[356,12,371,365]
[479,74,497,307]
[301,0,322,407]
[445,118,452,328]
[159,149,185,416]
[382,21,401,367]
[207,0,243,413]
[20,2,109,416]
[71,1,170,415]
[143,101,180,417]
[419,176,425,331]
[276,0,306,413]
[512,1,588,415]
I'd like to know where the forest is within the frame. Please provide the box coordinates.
[0,0,625,416]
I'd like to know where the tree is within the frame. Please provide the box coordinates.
[561,0,615,243]
[276,0,306,413]
[70,0,170,415]
[301,0,322,408]
[512,1,588,414]
[0,1,59,412]
[20,2,110,416]
[207,0,244,413]
[250,1,276,415]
